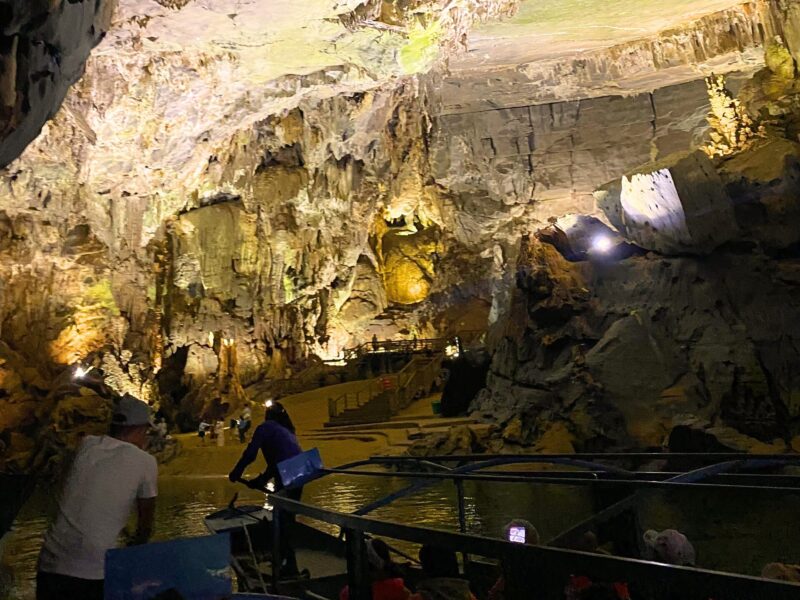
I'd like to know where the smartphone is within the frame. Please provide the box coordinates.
[508,526,526,544]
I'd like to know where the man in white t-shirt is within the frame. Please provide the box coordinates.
[36,394,158,600]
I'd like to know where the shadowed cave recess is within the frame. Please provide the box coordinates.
[2,0,800,478]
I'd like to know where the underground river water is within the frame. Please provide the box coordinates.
[3,469,799,599]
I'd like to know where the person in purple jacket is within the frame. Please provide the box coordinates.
[228,400,305,577]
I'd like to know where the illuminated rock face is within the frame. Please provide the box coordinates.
[381,227,442,305]
[0,0,527,467]
[4,0,800,467]
[474,234,800,451]
[427,74,762,229]
[0,0,115,168]
[444,0,772,110]
[595,151,740,254]
[596,139,800,254]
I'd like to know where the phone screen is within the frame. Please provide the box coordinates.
[508,526,526,544]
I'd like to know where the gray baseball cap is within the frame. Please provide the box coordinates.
[643,529,696,566]
[113,394,151,427]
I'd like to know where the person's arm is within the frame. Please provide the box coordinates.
[131,455,158,545]
[132,497,155,544]
[229,424,267,482]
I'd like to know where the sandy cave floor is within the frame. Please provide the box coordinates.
[161,386,441,479]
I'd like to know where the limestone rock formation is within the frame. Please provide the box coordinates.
[0,0,522,467]
[5,0,800,471]
[381,225,443,305]
[474,229,800,450]
[472,72,800,450]
[0,0,115,168]
[595,151,740,254]
[597,138,800,255]
[718,137,800,250]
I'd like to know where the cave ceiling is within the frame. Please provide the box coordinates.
[0,0,778,360]
[2,0,768,204]
[457,0,746,68]
[4,0,800,467]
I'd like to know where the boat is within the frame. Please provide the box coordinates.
[204,496,350,599]
[205,452,800,599]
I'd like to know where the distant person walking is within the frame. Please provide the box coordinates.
[37,395,157,600]
[214,420,225,447]
[237,403,252,443]
[197,421,211,443]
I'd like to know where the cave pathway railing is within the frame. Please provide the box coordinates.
[327,353,444,420]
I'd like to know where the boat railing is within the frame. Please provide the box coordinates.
[268,453,800,600]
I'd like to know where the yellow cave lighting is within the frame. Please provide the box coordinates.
[384,260,431,305]
[408,280,425,299]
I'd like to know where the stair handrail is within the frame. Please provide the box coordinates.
[328,339,451,419]
[328,377,383,417]
[389,353,444,413]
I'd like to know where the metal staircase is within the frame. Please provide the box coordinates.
[325,354,444,427]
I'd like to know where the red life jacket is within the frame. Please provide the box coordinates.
[340,577,410,600]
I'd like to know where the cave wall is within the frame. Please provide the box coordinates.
[0,0,115,168]
[5,0,800,469]
[424,0,797,228]
[473,229,800,453]
[468,23,800,453]
[0,79,500,469]
[440,0,776,111]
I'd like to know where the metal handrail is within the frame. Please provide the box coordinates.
[254,453,800,597]
[342,336,452,361]
[328,353,444,419]
[317,466,800,493]
[328,378,385,418]
[370,452,800,461]
[269,490,800,600]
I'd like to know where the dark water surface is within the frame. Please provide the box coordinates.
[3,471,798,599]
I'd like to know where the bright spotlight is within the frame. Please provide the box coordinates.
[73,365,91,379]
[592,235,613,253]
[264,399,274,409]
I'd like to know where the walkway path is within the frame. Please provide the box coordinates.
[162,384,479,479]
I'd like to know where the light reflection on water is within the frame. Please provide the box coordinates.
[3,471,799,599]
[2,471,594,599]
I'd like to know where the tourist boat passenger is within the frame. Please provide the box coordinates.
[642,529,696,566]
[488,520,540,600]
[410,545,476,600]
[339,538,411,600]
[36,395,158,600]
